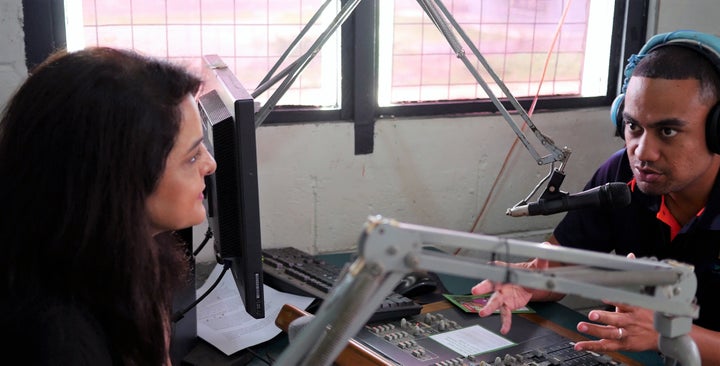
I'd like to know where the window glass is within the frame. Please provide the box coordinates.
[377,0,613,106]
[66,0,341,108]
[65,0,614,112]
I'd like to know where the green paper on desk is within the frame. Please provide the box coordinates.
[443,294,535,314]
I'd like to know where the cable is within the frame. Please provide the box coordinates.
[502,237,511,284]
[193,226,213,257]
[460,0,574,255]
[527,0,574,117]
[171,260,231,323]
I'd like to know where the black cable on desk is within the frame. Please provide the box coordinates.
[193,226,213,257]
[171,260,230,323]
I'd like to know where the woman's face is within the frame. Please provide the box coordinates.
[146,94,216,234]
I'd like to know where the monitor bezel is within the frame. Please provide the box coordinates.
[197,55,264,319]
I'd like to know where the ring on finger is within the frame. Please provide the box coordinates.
[617,327,624,340]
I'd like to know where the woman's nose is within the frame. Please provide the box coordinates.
[203,149,217,176]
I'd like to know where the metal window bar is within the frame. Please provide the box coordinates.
[251,0,570,169]
[252,0,363,127]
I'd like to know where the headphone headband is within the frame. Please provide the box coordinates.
[618,30,720,94]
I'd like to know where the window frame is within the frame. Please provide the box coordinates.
[23,0,648,154]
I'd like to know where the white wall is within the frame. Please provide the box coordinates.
[652,0,720,36]
[252,108,621,260]
[1,0,718,264]
[0,1,26,105]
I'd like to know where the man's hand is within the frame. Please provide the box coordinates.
[574,301,658,353]
[470,249,554,334]
[471,280,532,334]
[573,253,658,353]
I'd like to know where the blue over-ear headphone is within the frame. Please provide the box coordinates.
[609,30,720,154]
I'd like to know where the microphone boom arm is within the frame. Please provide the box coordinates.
[273,215,700,366]
[252,0,571,169]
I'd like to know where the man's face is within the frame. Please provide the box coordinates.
[622,76,718,196]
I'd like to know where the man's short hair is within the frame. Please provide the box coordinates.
[633,45,720,105]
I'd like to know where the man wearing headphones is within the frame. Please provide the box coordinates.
[472,30,720,364]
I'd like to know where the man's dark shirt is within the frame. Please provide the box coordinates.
[554,148,720,330]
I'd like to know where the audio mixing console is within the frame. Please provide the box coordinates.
[354,306,629,366]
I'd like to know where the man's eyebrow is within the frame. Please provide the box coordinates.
[648,118,688,129]
[621,113,687,128]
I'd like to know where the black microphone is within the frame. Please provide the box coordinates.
[506,182,631,217]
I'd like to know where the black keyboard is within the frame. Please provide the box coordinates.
[262,247,423,323]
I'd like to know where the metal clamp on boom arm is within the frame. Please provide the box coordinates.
[273,215,700,366]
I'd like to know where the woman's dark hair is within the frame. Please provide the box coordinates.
[0,47,202,365]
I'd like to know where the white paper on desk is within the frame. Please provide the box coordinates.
[430,325,515,357]
[196,264,315,355]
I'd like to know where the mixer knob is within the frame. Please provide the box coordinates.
[412,325,422,336]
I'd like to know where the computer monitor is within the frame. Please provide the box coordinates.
[197,54,264,319]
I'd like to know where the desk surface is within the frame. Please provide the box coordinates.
[183,252,665,366]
